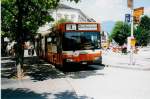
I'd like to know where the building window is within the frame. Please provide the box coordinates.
[64,14,69,19]
[78,15,81,22]
[71,14,75,21]
[57,13,62,20]
[78,15,86,22]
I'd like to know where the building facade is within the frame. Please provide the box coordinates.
[38,4,94,34]
[51,4,90,22]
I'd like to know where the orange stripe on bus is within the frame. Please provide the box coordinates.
[62,52,101,62]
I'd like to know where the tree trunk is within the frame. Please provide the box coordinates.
[16,0,24,79]
[1,37,5,57]
[15,41,24,79]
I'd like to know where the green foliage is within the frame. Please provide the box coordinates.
[2,0,56,40]
[135,15,150,46]
[110,21,130,46]
[56,18,73,23]
[1,0,80,41]
[53,18,73,27]
[139,15,150,30]
[1,0,80,78]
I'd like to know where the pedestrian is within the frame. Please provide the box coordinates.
[31,46,34,56]
[6,43,11,56]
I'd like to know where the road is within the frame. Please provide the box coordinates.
[64,47,150,99]
[65,66,150,99]
[1,47,150,99]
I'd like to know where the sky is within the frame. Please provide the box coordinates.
[62,0,150,23]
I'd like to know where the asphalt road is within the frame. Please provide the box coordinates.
[1,47,150,99]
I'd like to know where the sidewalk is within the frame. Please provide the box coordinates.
[1,56,92,99]
[103,48,150,71]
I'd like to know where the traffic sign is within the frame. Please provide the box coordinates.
[127,36,136,51]
[133,7,144,24]
[130,38,136,47]
[125,14,130,23]
[133,7,144,16]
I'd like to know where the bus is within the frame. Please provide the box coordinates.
[36,22,102,68]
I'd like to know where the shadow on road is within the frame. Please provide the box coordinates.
[54,90,93,99]
[2,88,93,99]
[1,58,16,79]
[1,56,105,81]
[61,64,105,72]
[22,57,65,81]
[62,64,105,79]
[1,57,16,60]
[1,57,65,81]
[1,88,48,99]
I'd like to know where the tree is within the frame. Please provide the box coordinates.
[110,21,130,46]
[56,18,72,23]
[1,0,80,79]
[53,18,73,27]
[135,15,150,46]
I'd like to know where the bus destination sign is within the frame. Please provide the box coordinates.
[78,24,97,30]
[66,24,98,31]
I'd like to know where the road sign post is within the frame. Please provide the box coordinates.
[127,0,134,65]
[127,0,144,65]
[127,36,136,65]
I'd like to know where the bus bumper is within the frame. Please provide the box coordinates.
[63,56,102,66]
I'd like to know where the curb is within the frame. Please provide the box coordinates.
[107,64,150,71]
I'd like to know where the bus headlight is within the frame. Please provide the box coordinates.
[94,57,99,60]
[66,59,74,62]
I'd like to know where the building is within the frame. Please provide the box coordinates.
[101,31,110,49]
[38,4,94,34]
[51,4,90,22]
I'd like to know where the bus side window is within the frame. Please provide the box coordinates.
[53,37,57,44]
[51,37,57,45]
[57,37,62,53]
[52,36,61,53]
[47,37,52,43]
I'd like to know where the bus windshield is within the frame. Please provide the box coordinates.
[63,32,101,51]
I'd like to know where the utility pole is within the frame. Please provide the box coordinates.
[127,0,144,65]
[131,0,134,65]
[131,6,134,37]
[128,0,134,65]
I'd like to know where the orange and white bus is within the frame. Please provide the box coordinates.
[37,22,102,68]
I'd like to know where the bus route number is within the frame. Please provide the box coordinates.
[66,24,77,30]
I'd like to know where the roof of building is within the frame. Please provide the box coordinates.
[58,4,77,10]
[58,4,96,22]
[57,4,88,18]
[87,18,96,22]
